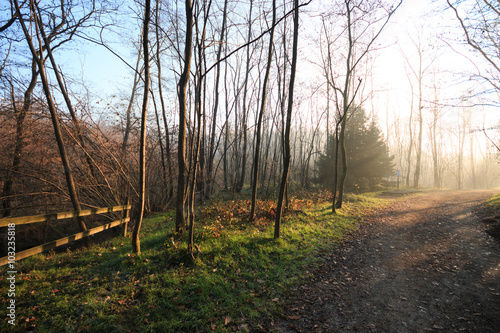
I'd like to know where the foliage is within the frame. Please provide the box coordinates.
[0,193,388,333]
[316,107,394,192]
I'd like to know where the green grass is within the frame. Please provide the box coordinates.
[486,192,500,212]
[1,193,388,332]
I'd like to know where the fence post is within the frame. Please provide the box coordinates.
[123,197,130,237]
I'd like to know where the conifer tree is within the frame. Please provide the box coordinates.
[317,107,394,192]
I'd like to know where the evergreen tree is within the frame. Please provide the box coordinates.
[317,107,394,192]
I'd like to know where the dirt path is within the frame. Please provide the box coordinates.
[272,190,500,332]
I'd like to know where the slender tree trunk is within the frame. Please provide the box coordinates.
[132,0,151,254]
[335,113,348,209]
[304,120,320,188]
[470,134,476,189]
[457,110,467,190]
[207,0,228,197]
[250,0,276,222]
[155,0,174,201]
[406,100,414,187]
[275,0,299,239]
[188,73,202,257]
[432,120,439,188]
[236,1,254,193]
[413,47,424,189]
[335,4,353,210]
[223,51,230,190]
[176,0,193,236]
[331,122,341,214]
[122,44,143,156]
[261,114,275,189]
[430,98,440,188]
[152,95,168,206]
[188,0,211,256]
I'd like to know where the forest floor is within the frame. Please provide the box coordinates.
[268,190,500,332]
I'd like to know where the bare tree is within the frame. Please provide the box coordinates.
[206,0,228,198]
[321,0,402,210]
[175,0,193,236]
[250,0,276,222]
[446,0,500,100]
[13,0,89,234]
[154,0,174,202]
[132,0,151,254]
[275,0,299,239]
[429,74,444,188]
[236,1,254,193]
[186,0,212,257]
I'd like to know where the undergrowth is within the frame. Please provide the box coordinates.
[1,192,388,332]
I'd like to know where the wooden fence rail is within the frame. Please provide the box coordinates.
[0,200,131,267]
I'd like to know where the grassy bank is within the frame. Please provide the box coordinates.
[1,193,387,332]
[486,192,500,212]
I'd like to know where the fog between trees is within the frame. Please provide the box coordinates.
[1,0,499,252]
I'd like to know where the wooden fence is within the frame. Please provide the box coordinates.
[0,200,131,266]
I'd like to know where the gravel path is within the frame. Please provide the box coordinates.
[272,190,500,332]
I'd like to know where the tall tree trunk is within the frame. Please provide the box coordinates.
[188,0,212,256]
[250,0,276,222]
[132,0,151,254]
[207,0,228,197]
[236,1,254,193]
[335,2,354,210]
[431,118,439,188]
[430,92,440,188]
[331,122,341,214]
[152,94,168,207]
[175,0,193,236]
[457,109,468,190]
[413,47,423,189]
[275,0,299,239]
[223,50,230,190]
[122,48,142,156]
[261,113,275,189]
[406,96,414,187]
[155,0,174,201]
[335,113,348,209]
[470,134,476,189]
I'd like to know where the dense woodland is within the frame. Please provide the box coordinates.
[1,0,500,254]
